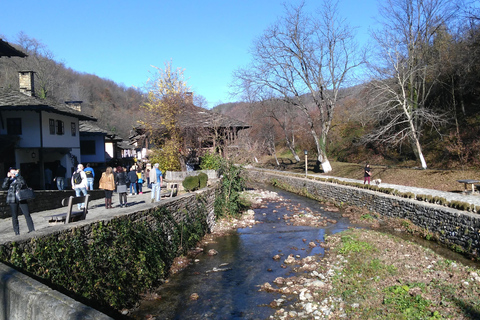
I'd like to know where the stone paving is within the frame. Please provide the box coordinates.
[254,167,480,207]
[0,189,173,244]
[313,173,480,206]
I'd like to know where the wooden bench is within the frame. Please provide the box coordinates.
[160,183,178,198]
[46,195,90,224]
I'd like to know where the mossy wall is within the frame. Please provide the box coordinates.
[245,169,480,257]
[0,187,216,314]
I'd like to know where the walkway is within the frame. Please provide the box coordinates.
[315,173,480,207]
[252,167,480,207]
[0,190,171,244]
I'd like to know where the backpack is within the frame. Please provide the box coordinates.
[85,170,93,178]
[73,172,82,185]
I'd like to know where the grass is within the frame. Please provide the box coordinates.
[259,157,480,193]
[320,229,480,319]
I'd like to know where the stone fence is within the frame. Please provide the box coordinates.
[0,190,105,218]
[246,169,480,256]
[0,187,216,320]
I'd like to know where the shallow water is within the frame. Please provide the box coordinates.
[129,186,479,319]
[129,187,355,319]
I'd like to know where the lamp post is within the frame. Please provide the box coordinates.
[304,150,308,178]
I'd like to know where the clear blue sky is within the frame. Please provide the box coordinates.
[1,0,377,108]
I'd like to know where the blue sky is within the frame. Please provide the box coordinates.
[1,0,377,108]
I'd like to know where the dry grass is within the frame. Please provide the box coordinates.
[259,158,480,193]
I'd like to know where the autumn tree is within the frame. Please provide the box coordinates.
[364,0,460,169]
[233,0,364,172]
[140,62,190,172]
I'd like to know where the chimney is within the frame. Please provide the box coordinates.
[18,71,35,96]
[185,92,193,105]
[65,101,83,112]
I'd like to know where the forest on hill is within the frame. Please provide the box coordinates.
[0,32,145,139]
[215,0,480,170]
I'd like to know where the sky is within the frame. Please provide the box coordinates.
[1,0,377,108]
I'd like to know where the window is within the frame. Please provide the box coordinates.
[49,119,55,134]
[80,140,96,155]
[71,122,76,136]
[7,118,22,135]
[56,120,64,135]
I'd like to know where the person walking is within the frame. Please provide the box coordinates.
[364,163,372,185]
[115,166,129,207]
[99,167,115,209]
[2,167,35,235]
[149,163,163,203]
[128,166,138,195]
[136,167,144,194]
[54,161,66,190]
[84,163,95,191]
[72,164,88,209]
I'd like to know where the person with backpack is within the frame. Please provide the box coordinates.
[115,166,129,208]
[72,164,88,209]
[84,163,95,190]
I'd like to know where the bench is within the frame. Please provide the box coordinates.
[46,195,90,224]
[457,179,480,194]
[160,183,178,198]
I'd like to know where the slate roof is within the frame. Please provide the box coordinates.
[0,39,27,57]
[177,103,250,129]
[79,121,123,141]
[0,87,95,121]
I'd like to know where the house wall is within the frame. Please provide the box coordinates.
[41,111,79,148]
[1,110,41,147]
[80,134,106,164]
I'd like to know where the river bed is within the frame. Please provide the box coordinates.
[129,186,479,319]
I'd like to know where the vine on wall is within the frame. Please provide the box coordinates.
[0,205,209,310]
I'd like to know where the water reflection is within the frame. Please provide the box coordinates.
[130,187,354,319]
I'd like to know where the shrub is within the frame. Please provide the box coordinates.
[198,172,208,189]
[199,152,224,170]
[183,175,199,191]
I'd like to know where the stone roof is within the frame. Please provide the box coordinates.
[0,39,27,57]
[79,121,124,142]
[177,103,250,129]
[0,87,95,121]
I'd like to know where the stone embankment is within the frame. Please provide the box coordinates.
[0,187,215,320]
[245,168,480,256]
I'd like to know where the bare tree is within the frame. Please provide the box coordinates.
[365,0,460,169]
[233,0,364,172]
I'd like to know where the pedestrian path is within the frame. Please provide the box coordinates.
[311,173,480,207]
[0,190,171,244]
[252,167,480,207]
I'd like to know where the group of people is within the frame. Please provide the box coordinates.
[96,163,163,209]
[0,162,163,236]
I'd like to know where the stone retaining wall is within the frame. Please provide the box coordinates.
[246,169,480,256]
[0,187,216,320]
[0,190,105,218]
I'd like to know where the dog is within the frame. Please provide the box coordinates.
[374,179,382,185]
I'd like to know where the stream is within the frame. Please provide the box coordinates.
[129,186,478,319]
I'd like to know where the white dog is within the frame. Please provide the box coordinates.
[374,179,382,185]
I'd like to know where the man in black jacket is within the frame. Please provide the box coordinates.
[127,167,138,195]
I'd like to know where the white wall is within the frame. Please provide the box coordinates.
[41,111,80,148]
[80,135,106,164]
[1,110,41,148]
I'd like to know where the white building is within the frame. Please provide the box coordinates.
[0,71,96,189]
